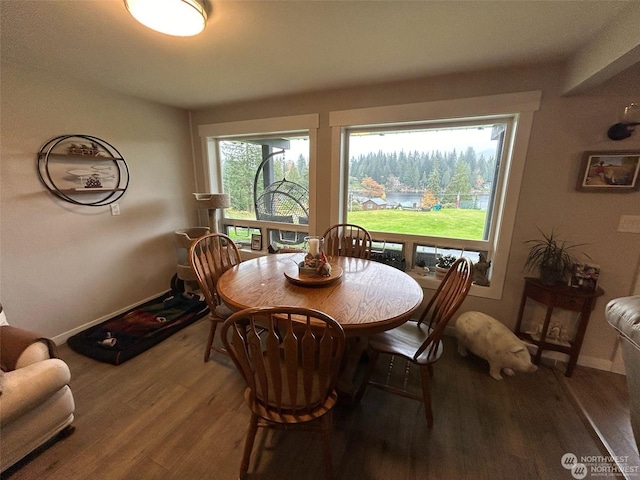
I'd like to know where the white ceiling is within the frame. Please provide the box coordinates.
[2,0,639,110]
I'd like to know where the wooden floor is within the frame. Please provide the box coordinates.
[561,363,640,478]
[4,318,625,480]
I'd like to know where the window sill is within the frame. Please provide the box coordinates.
[407,270,500,300]
[238,248,268,261]
[238,250,500,300]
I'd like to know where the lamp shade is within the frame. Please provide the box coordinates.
[124,0,207,37]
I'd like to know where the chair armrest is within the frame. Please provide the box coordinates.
[0,326,57,371]
[15,341,53,369]
[0,358,71,424]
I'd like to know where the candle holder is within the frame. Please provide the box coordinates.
[304,236,323,257]
[299,236,331,276]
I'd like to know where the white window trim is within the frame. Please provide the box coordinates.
[198,114,320,237]
[329,92,541,300]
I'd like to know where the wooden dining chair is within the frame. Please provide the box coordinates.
[354,257,473,428]
[322,223,372,259]
[189,232,242,361]
[221,306,346,480]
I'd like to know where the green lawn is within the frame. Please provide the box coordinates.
[348,208,487,240]
[226,207,488,241]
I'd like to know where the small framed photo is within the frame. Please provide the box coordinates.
[570,263,600,291]
[251,234,262,251]
[576,150,640,192]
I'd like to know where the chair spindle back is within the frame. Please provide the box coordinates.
[189,233,241,310]
[322,223,372,259]
[414,257,473,361]
[222,307,346,416]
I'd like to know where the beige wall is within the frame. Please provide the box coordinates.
[1,57,637,369]
[190,62,640,370]
[0,62,197,340]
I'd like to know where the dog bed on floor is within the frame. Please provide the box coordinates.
[67,291,208,365]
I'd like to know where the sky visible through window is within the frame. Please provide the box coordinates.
[348,126,499,158]
[283,126,498,163]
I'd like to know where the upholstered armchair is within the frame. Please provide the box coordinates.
[0,303,75,473]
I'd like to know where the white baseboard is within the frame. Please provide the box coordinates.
[53,290,171,345]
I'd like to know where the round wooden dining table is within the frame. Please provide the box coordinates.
[216,253,424,337]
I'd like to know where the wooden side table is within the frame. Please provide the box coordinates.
[514,277,604,377]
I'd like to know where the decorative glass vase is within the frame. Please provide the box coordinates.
[304,236,324,258]
[300,236,326,275]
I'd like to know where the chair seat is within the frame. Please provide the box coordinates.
[245,388,338,424]
[368,321,444,364]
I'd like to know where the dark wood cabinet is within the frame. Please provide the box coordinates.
[515,277,604,377]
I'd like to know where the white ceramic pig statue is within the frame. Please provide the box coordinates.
[455,311,538,380]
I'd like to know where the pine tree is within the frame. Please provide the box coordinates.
[444,161,472,207]
[221,141,262,214]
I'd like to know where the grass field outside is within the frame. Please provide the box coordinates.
[348,208,487,240]
[225,207,488,241]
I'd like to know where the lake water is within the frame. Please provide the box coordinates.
[385,192,491,210]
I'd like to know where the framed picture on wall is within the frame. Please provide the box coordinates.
[576,150,640,192]
[251,234,262,251]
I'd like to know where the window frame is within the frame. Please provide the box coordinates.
[198,114,320,247]
[329,92,541,299]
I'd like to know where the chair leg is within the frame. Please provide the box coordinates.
[240,412,259,480]
[354,349,380,404]
[320,411,335,480]
[419,364,434,428]
[204,318,218,362]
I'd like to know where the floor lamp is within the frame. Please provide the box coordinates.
[193,193,230,233]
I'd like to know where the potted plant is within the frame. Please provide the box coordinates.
[435,254,457,279]
[415,258,429,276]
[524,228,590,285]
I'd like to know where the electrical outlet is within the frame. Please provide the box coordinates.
[617,215,640,233]
[110,203,120,216]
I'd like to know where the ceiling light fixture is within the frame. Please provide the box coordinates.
[124,0,207,37]
[607,103,640,141]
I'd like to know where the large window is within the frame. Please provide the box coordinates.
[198,115,318,249]
[330,92,541,299]
[220,136,310,246]
[346,122,506,240]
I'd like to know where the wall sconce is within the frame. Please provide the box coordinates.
[607,103,640,140]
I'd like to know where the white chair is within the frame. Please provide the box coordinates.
[0,303,75,472]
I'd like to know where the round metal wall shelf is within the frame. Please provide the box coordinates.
[37,134,129,206]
